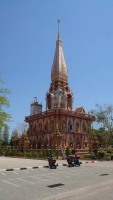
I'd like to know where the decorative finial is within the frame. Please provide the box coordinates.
[58,19,61,39]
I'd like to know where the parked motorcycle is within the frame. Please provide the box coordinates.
[67,154,81,167]
[74,154,81,166]
[67,155,75,167]
[48,156,58,169]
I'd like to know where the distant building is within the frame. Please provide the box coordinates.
[25,23,95,151]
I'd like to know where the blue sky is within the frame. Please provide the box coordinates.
[0,0,113,135]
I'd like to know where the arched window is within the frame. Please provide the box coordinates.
[84,125,86,132]
[30,124,32,134]
[39,123,42,132]
[68,120,72,132]
[44,121,48,132]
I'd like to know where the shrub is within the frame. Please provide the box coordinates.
[42,150,46,158]
[71,149,76,155]
[11,150,17,156]
[93,149,98,157]
[49,149,54,157]
[26,152,30,158]
[55,150,60,159]
[107,149,112,156]
[23,151,26,157]
[32,151,36,158]
[39,151,43,158]
[17,152,23,157]
[98,152,105,158]
[5,150,10,156]
[14,150,17,156]
[45,150,50,158]
[65,147,70,156]
[33,152,38,158]
[10,151,12,156]
[28,152,32,158]
[83,154,91,158]
[104,154,110,160]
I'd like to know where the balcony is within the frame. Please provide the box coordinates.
[25,108,95,121]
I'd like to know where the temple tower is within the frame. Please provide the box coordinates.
[25,21,95,152]
[46,20,73,110]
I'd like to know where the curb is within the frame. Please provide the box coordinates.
[82,160,97,164]
[0,161,97,172]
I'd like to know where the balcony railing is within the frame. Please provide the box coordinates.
[25,108,95,121]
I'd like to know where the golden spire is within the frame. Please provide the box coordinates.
[51,20,68,82]
[58,19,61,40]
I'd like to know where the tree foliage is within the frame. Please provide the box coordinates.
[65,147,70,156]
[107,148,112,156]
[2,126,9,145]
[0,73,12,134]
[10,129,17,146]
[90,104,113,146]
[0,74,12,146]
[91,104,113,133]
[17,122,29,137]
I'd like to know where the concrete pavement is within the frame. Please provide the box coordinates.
[0,156,97,171]
[0,161,113,200]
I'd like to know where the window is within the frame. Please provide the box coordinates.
[70,125,72,130]
[76,122,79,132]
[45,125,47,131]
[68,120,72,132]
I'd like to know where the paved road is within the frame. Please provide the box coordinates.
[0,159,113,200]
[0,157,94,170]
[0,157,67,169]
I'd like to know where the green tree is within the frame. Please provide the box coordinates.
[10,129,17,146]
[107,148,112,156]
[90,104,113,146]
[0,73,12,144]
[65,147,70,156]
[2,126,9,145]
